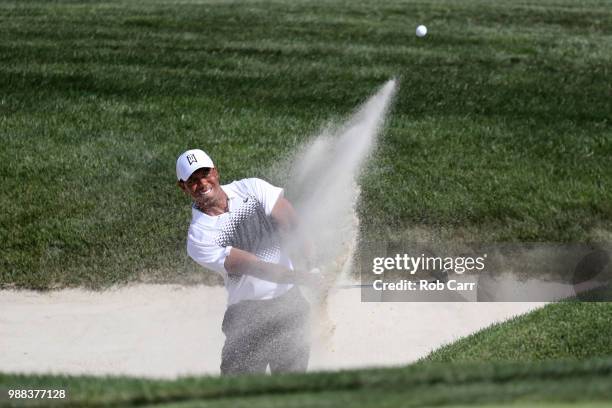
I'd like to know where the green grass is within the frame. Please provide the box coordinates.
[1,0,611,288]
[2,358,612,407]
[423,301,612,363]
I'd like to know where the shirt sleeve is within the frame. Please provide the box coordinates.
[187,235,232,278]
[244,178,284,215]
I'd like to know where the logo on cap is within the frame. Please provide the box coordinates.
[186,154,197,165]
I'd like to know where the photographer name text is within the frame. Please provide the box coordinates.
[372,279,476,291]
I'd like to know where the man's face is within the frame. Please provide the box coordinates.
[179,167,221,207]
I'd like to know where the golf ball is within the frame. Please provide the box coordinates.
[416,25,427,37]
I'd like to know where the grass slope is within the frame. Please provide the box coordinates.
[1,358,612,407]
[424,301,612,363]
[1,0,611,288]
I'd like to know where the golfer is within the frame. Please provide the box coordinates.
[176,148,316,375]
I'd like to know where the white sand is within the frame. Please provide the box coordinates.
[0,284,543,379]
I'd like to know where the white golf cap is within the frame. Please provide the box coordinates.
[176,149,215,181]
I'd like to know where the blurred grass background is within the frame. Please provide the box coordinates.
[2,357,612,407]
[1,0,610,288]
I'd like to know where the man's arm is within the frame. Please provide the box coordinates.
[270,196,298,233]
[270,197,316,266]
[224,247,320,287]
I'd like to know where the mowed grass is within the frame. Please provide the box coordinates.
[2,357,612,407]
[1,0,611,288]
[423,301,612,363]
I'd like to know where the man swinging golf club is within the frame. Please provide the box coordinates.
[176,148,319,375]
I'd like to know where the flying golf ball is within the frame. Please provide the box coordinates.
[416,25,427,37]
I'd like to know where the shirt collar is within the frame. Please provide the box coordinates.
[190,184,234,225]
[222,184,236,200]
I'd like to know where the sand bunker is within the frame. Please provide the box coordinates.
[0,284,543,378]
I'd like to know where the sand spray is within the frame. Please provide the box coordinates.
[272,79,398,349]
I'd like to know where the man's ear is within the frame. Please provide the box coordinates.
[212,167,219,178]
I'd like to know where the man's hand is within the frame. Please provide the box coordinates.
[225,247,324,288]
[298,268,327,291]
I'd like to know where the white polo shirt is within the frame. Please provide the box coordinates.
[186,178,293,306]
